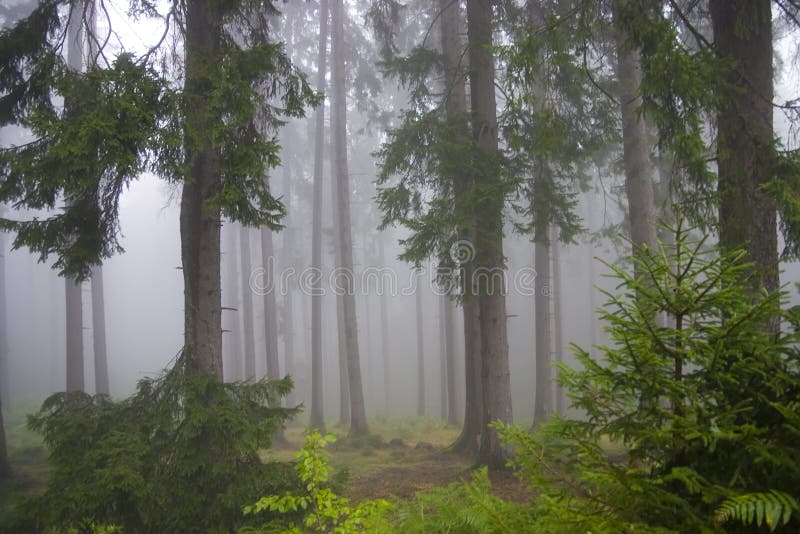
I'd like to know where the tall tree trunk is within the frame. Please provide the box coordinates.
[182,0,223,378]
[467,0,513,468]
[331,0,368,436]
[336,288,350,425]
[0,210,9,407]
[222,222,243,381]
[260,226,280,382]
[378,239,390,415]
[444,295,457,425]
[532,213,552,428]
[309,0,329,432]
[90,266,109,395]
[415,282,425,417]
[551,227,565,415]
[440,0,482,455]
[239,226,256,380]
[65,1,85,392]
[439,295,448,420]
[0,215,10,479]
[710,0,778,320]
[613,0,658,258]
[281,165,296,404]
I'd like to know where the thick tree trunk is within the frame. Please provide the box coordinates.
[239,226,256,380]
[467,0,512,468]
[222,222,243,381]
[309,0,329,432]
[281,165,296,403]
[440,0,482,454]
[260,226,280,382]
[336,289,350,426]
[331,0,368,436]
[182,0,223,378]
[710,0,778,319]
[378,239,390,415]
[613,0,658,257]
[65,1,84,392]
[90,266,109,395]
[416,282,425,417]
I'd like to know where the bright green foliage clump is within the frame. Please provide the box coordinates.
[11,353,300,533]
[494,218,800,533]
[392,467,534,534]
[243,431,392,533]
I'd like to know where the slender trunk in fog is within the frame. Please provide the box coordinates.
[444,295,457,425]
[378,239,390,415]
[332,0,368,436]
[467,0,512,468]
[613,0,658,261]
[65,2,84,392]
[90,266,109,395]
[532,214,552,428]
[260,226,280,382]
[309,0,329,431]
[415,282,425,417]
[551,228,565,415]
[439,296,447,420]
[281,165,296,403]
[239,226,256,380]
[222,222,243,381]
[336,288,350,426]
[0,216,9,407]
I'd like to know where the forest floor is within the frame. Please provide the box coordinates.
[267,418,532,504]
[0,408,531,512]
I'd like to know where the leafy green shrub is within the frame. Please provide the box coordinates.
[14,352,300,533]
[243,431,392,533]
[498,219,800,533]
[391,467,535,533]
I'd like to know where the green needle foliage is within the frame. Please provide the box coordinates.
[495,216,800,533]
[0,0,318,279]
[11,352,300,533]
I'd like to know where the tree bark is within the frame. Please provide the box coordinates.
[182,0,223,378]
[551,227,565,415]
[0,212,10,407]
[378,239,390,415]
[65,1,85,392]
[532,213,552,428]
[239,226,256,380]
[309,0,329,432]
[416,282,425,417]
[467,0,512,468]
[281,165,296,404]
[260,225,280,382]
[710,0,778,319]
[331,0,368,436]
[222,221,243,381]
[444,294,457,425]
[613,0,658,258]
[90,266,109,395]
[439,295,448,420]
[440,0,482,455]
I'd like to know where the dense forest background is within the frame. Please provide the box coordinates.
[1,0,800,532]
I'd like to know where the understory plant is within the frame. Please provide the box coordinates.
[498,217,800,533]
[14,352,300,533]
[243,431,391,533]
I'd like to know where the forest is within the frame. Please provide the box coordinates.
[1,0,800,532]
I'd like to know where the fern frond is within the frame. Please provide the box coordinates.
[714,490,798,532]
